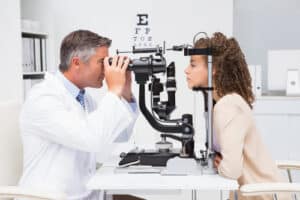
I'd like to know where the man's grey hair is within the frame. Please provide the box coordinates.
[59,30,111,72]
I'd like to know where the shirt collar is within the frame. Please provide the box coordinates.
[56,70,81,99]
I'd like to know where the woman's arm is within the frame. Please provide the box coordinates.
[214,104,250,179]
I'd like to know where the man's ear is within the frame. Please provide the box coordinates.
[71,57,80,70]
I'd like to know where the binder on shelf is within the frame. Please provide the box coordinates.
[22,31,47,73]
[29,37,34,72]
[22,37,31,72]
[248,65,262,96]
[22,38,26,72]
[34,38,41,72]
[22,30,47,101]
[255,65,262,96]
[41,38,47,71]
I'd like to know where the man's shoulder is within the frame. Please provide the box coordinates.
[26,72,65,101]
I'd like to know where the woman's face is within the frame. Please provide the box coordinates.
[184,55,208,89]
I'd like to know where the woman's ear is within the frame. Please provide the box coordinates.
[212,67,216,75]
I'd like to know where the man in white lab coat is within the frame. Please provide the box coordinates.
[18,30,139,200]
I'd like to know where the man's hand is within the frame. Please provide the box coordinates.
[122,70,133,102]
[214,153,223,168]
[104,56,130,97]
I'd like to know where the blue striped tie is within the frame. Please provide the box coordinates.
[76,89,85,109]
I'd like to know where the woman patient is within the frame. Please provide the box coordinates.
[184,32,290,200]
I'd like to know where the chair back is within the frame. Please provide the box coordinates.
[0,100,22,186]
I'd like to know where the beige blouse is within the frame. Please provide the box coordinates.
[213,93,290,200]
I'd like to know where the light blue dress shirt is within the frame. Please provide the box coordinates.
[56,71,137,113]
[19,71,139,200]
[56,70,137,142]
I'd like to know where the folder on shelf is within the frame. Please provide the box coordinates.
[34,38,41,72]
[41,38,47,71]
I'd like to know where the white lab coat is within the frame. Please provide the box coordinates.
[18,72,138,200]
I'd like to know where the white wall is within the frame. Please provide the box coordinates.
[253,97,300,182]
[20,2,234,199]
[21,0,233,148]
[0,0,22,103]
[233,0,300,93]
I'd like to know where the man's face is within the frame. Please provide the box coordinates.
[184,55,208,89]
[79,46,108,88]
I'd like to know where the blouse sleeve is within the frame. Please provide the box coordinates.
[214,103,250,179]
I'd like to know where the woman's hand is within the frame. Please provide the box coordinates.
[214,153,223,168]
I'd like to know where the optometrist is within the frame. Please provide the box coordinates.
[18,30,139,200]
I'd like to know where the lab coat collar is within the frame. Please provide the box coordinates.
[55,70,81,99]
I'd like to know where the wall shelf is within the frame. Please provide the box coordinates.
[21,31,47,38]
[23,72,45,80]
[21,29,48,100]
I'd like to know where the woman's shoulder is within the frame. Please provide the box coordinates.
[213,93,252,129]
[214,93,251,113]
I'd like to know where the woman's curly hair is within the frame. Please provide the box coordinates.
[194,32,255,109]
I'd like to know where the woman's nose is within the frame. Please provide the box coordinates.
[184,66,190,74]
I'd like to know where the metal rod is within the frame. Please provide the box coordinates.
[103,190,107,200]
[287,169,293,182]
[234,190,239,200]
[287,169,298,200]
[192,190,197,200]
[207,54,214,159]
